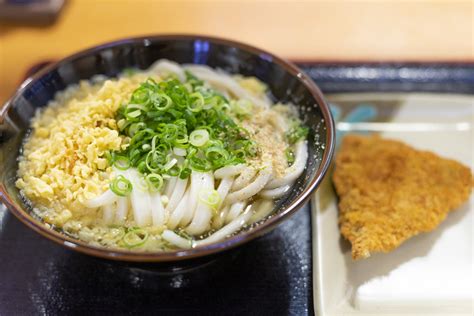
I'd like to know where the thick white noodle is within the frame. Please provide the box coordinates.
[83,189,117,208]
[214,164,245,179]
[225,201,246,224]
[216,177,234,205]
[265,140,308,189]
[150,192,166,227]
[183,64,270,109]
[226,168,273,204]
[195,205,253,247]
[212,204,230,230]
[167,190,190,230]
[102,202,116,225]
[249,199,274,225]
[162,230,192,249]
[186,172,214,235]
[210,177,234,228]
[231,167,257,191]
[259,184,292,199]
[179,172,205,226]
[128,169,152,227]
[164,176,178,198]
[150,59,186,82]
[115,197,129,224]
[165,177,188,214]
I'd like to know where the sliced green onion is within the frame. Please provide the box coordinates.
[173,147,187,157]
[185,70,204,87]
[167,165,180,176]
[129,149,143,165]
[112,73,261,182]
[145,151,161,173]
[205,146,229,167]
[179,167,192,179]
[286,124,309,144]
[105,151,115,165]
[246,142,258,157]
[163,158,178,171]
[150,92,172,111]
[122,228,149,248]
[117,119,128,131]
[127,122,146,137]
[232,99,253,115]
[150,135,159,152]
[110,175,133,196]
[114,155,131,170]
[175,132,188,145]
[217,102,230,112]
[204,95,222,110]
[132,88,150,104]
[161,124,179,144]
[137,160,148,173]
[189,129,209,147]
[127,104,146,111]
[188,156,212,172]
[285,148,295,166]
[126,110,141,119]
[198,189,221,211]
[146,173,164,191]
[188,92,204,112]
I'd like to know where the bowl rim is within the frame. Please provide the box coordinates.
[0,34,335,262]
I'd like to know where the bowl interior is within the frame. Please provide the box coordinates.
[0,35,333,261]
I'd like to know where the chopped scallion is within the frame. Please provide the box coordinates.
[110,72,258,182]
[122,228,149,248]
[285,148,295,166]
[146,173,164,191]
[114,155,131,170]
[173,147,187,156]
[189,129,209,147]
[110,175,133,196]
[286,124,309,144]
[198,189,221,211]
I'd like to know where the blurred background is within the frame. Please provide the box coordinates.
[0,0,472,104]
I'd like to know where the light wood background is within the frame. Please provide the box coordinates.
[0,0,473,103]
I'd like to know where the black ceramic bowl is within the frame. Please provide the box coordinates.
[0,35,334,262]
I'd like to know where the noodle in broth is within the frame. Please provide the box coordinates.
[16,60,309,251]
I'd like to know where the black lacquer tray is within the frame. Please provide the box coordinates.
[1,62,473,316]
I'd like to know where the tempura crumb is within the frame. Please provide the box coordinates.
[16,73,157,225]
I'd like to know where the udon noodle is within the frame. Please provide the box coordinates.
[16,60,309,251]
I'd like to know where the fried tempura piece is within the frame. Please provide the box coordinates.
[333,134,473,260]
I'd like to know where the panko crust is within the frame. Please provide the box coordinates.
[333,134,473,260]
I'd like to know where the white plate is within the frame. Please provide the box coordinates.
[312,93,473,316]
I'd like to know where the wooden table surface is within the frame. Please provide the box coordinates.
[0,0,473,103]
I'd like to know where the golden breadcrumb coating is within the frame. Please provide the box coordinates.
[333,134,473,260]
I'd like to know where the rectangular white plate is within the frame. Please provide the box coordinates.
[312,93,473,316]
